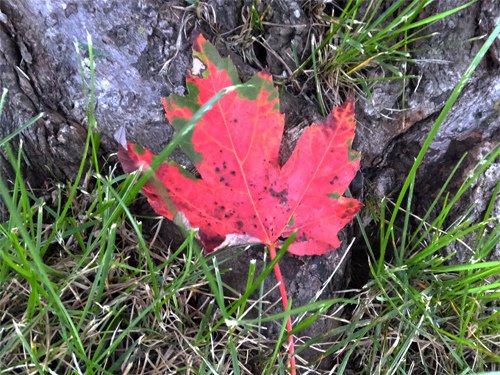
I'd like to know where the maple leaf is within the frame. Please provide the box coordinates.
[118,34,362,373]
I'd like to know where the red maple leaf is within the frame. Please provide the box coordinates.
[118,34,362,373]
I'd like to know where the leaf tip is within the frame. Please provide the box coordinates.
[193,33,207,52]
[114,125,128,150]
[161,97,169,116]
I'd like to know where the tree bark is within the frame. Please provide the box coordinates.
[0,0,498,364]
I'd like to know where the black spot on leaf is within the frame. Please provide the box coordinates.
[269,187,288,205]
[297,232,308,241]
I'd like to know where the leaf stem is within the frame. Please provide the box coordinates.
[268,243,296,375]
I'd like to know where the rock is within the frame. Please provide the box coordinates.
[355,1,499,262]
[0,0,193,184]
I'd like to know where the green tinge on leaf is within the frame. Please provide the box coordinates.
[347,141,361,161]
[236,74,277,102]
[166,82,202,163]
[133,144,146,155]
[171,161,198,180]
[328,192,341,200]
[197,41,240,84]
[170,117,202,164]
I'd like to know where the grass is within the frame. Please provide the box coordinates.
[292,0,476,107]
[0,6,499,375]
[183,0,475,114]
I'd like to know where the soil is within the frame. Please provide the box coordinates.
[1,0,498,367]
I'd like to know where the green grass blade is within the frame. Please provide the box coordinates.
[380,21,500,261]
